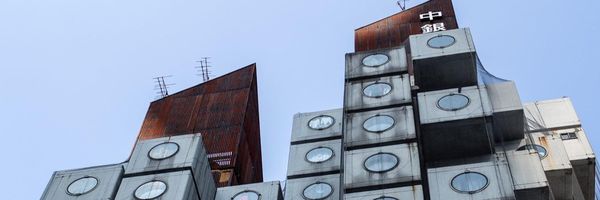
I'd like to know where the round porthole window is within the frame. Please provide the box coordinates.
[427,35,456,48]
[233,190,260,200]
[303,182,333,200]
[134,181,167,200]
[451,172,489,194]
[363,115,395,133]
[363,82,393,98]
[67,177,98,196]
[306,147,334,163]
[517,144,548,159]
[437,94,470,111]
[148,142,179,160]
[362,54,390,67]
[308,115,335,130]
[364,153,399,173]
[374,197,399,200]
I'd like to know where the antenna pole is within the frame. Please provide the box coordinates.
[397,0,408,10]
[196,57,212,82]
[153,75,174,99]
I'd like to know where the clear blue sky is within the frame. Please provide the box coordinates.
[0,0,598,199]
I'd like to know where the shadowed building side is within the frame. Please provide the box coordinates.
[136,64,263,187]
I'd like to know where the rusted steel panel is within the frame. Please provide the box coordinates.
[241,76,263,182]
[355,0,459,52]
[135,64,263,187]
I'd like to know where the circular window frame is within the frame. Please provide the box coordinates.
[361,53,390,67]
[134,180,168,200]
[517,144,548,159]
[374,196,399,200]
[437,93,471,111]
[232,190,262,200]
[147,142,180,160]
[427,35,457,49]
[307,115,335,131]
[363,152,400,173]
[302,182,334,200]
[305,147,335,164]
[362,114,396,133]
[450,171,490,194]
[362,82,393,98]
[66,176,99,196]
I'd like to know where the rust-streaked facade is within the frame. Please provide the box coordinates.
[354,0,458,52]
[137,64,263,187]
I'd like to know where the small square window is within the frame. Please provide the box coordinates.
[560,133,577,140]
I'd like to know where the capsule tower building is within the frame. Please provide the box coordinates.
[285,0,597,200]
[41,0,597,200]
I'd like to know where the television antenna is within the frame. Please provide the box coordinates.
[195,57,212,82]
[153,75,174,99]
[397,0,409,10]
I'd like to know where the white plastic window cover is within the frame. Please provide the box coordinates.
[525,114,545,132]
[476,56,510,85]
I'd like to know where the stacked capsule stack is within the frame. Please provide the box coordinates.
[342,43,424,200]
[41,134,218,200]
[284,109,343,200]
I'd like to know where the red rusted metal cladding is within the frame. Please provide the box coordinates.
[135,64,263,187]
[354,0,458,52]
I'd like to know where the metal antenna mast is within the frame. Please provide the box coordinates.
[153,75,174,99]
[196,57,212,82]
[397,0,409,10]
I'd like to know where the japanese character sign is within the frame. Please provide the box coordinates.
[420,11,445,33]
[420,11,443,21]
